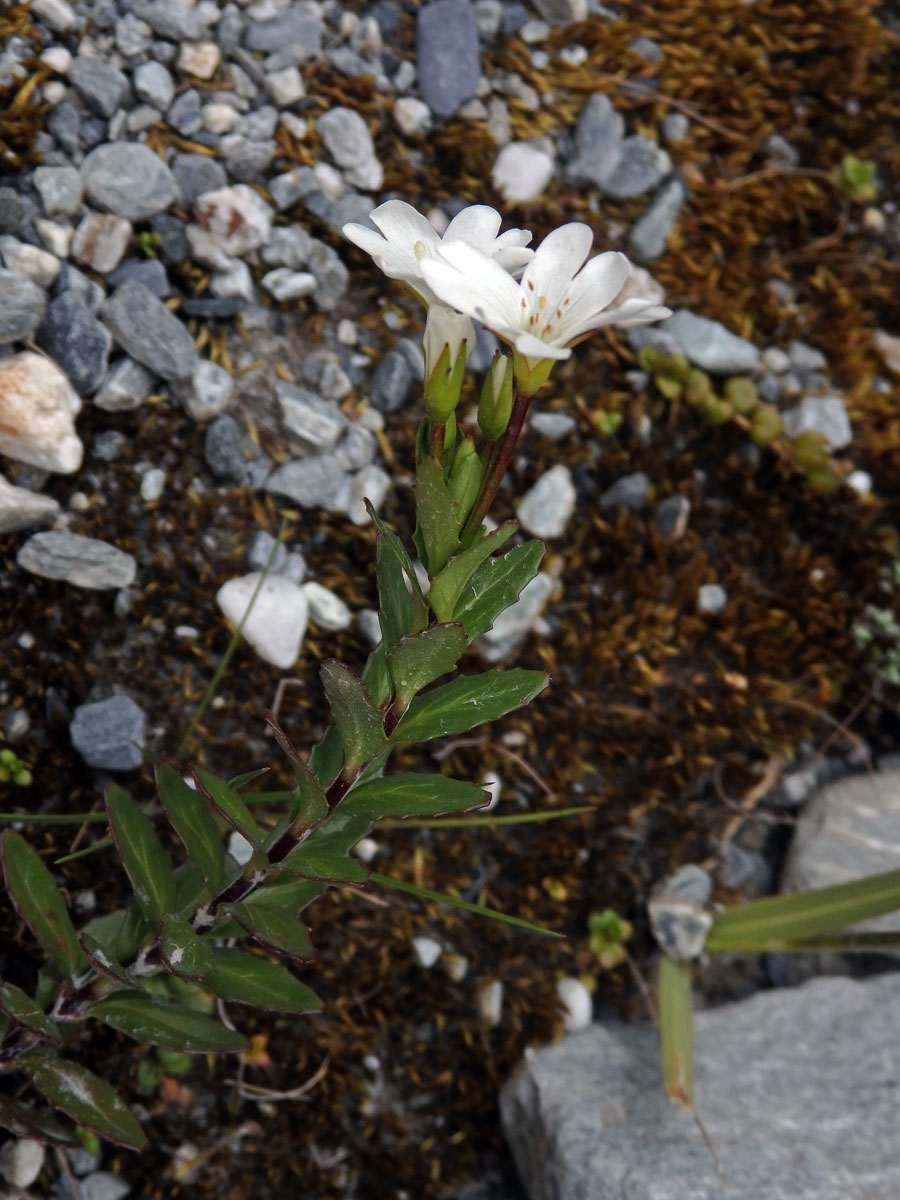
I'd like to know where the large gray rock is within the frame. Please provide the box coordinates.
[17,531,136,589]
[661,310,760,374]
[502,973,900,1200]
[82,143,178,221]
[417,0,481,118]
[102,281,198,381]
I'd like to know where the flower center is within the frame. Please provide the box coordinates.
[413,240,428,260]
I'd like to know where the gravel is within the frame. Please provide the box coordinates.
[82,142,179,221]
[629,176,688,262]
[661,309,761,374]
[70,696,147,771]
[68,56,130,118]
[102,281,198,381]
[36,291,113,396]
[417,0,481,118]
[17,531,137,589]
[0,269,46,343]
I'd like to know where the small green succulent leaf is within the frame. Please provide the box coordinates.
[193,768,264,849]
[19,1054,148,1150]
[79,934,141,990]
[342,774,487,820]
[386,624,468,708]
[0,1092,77,1146]
[320,660,387,774]
[658,956,695,1109]
[279,810,372,883]
[427,522,517,622]
[224,901,315,962]
[451,540,545,642]
[0,982,62,1044]
[1,830,88,983]
[156,764,225,891]
[390,669,549,744]
[89,991,247,1053]
[158,914,216,981]
[415,456,463,575]
[203,947,322,1013]
[106,784,176,928]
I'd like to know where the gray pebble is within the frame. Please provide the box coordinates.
[660,310,761,374]
[697,583,727,614]
[150,212,189,264]
[628,35,662,61]
[68,57,129,118]
[115,13,152,57]
[17,531,137,589]
[167,89,203,137]
[628,176,687,262]
[223,137,275,181]
[176,358,234,421]
[305,240,349,311]
[102,281,198,381]
[787,339,827,375]
[244,8,323,56]
[565,93,624,190]
[93,356,156,412]
[32,165,83,219]
[92,430,129,461]
[782,394,852,451]
[530,411,576,439]
[266,454,349,510]
[45,101,82,157]
[204,413,250,484]
[82,142,178,221]
[72,698,144,773]
[106,257,170,299]
[369,347,413,412]
[317,107,375,168]
[130,0,209,40]
[277,380,349,450]
[172,153,228,207]
[661,111,689,142]
[599,471,649,512]
[653,494,690,539]
[603,135,669,200]
[36,291,112,395]
[517,465,576,539]
[417,0,481,118]
[133,60,175,110]
[0,187,24,232]
[0,270,46,343]
[247,530,288,574]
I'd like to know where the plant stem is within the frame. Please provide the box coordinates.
[462,389,532,540]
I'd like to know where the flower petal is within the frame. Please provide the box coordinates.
[551,251,631,343]
[421,241,524,331]
[513,330,572,360]
[520,223,594,312]
[444,204,502,249]
[369,199,440,252]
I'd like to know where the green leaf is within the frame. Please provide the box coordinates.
[320,660,387,774]
[704,867,900,953]
[427,522,517,622]
[106,785,176,928]
[79,934,140,990]
[19,1053,147,1150]
[658,956,695,1108]
[264,715,329,834]
[342,774,487,820]
[363,642,392,708]
[81,903,150,966]
[243,876,324,914]
[367,500,429,613]
[1,831,88,982]
[280,810,371,883]
[415,456,463,575]
[376,532,415,652]
[0,1092,77,1146]
[89,991,246,1053]
[452,540,545,642]
[308,644,393,787]
[391,669,548,744]
[173,860,212,917]
[386,624,468,707]
[0,982,62,1044]
[158,914,216,981]
[156,764,225,891]
[193,768,264,849]
[369,871,559,936]
[204,948,322,1013]
[224,901,315,961]
[229,768,270,790]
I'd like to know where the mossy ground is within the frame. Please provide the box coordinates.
[2,0,900,1195]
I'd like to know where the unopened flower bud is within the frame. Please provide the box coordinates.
[447,436,483,521]
[423,305,473,423]
[478,352,514,439]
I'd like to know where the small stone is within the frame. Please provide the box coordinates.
[266,65,305,106]
[416,0,481,118]
[654,494,690,539]
[262,267,317,301]
[531,0,586,25]
[0,474,60,534]
[194,185,273,255]
[412,936,443,968]
[33,164,82,218]
[477,979,504,1027]
[35,218,72,258]
[565,94,625,190]
[782,394,852,451]
[167,88,203,136]
[210,261,255,302]
[172,153,227,208]
[762,346,791,373]
[217,573,309,669]
[847,469,872,495]
[787,339,827,374]
[31,0,75,30]
[92,430,128,462]
[530,411,575,438]
[106,257,170,299]
[516,465,576,538]
[178,41,221,79]
[18,531,136,589]
[0,1138,44,1189]
[266,454,348,511]
[72,213,132,274]
[764,133,799,166]
[244,9,324,57]
[93,357,155,412]
[261,225,313,270]
[79,1171,131,1200]
[875,329,900,375]
[176,358,234,421]
[661,111,689,141]
[0,236,60,289]
[281,552,307,584]
[393,97,432,136]
[102,281,198,382]
[697,583,727,614]
[344,156,384,192]
[556,978,592,1033]
[82,142,178,221]
[115,13,152,57]
[0,269,46,343]
[223,136,277,182]
[204,413,250,484]
[133,60,175,110]
[0,352,82,472]
[316,107,376,168]
[68,57,129,118]
[599,471,648,512]
[661,310,761,374]
[36,291,112,396]
[492,141,555,203]
[140,467,165,501]
[369,348,413,413]
[203,102,239,135]
[246,530,288,574]
[151,213,189,264]
[628,176,687,262]
[303,580,351,631]
[336,423,377,471]
[603,135,670,200]
[348,464,390,525]
[277,381,349,450]
[305,240,349,311]
[477,571,556,663]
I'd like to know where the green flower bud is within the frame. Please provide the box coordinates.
[447,437,484,521]
[423,305,473,423]
[749,403,783,445]
[478,352,514,439]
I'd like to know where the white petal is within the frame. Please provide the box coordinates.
[443,204,502,248]
[590,303,672,329]
[521,223,594,310]
[551,251,631,342]
[513,330,572,359]
[342,222,384,255]
[493,245,535,275]
[421,241,523,330]
[493,228,533,251]
[370,199,440,252]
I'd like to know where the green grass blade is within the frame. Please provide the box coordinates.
[658,955,694,1109]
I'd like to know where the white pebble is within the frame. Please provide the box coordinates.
[412,936,443,968]
[516,464,576,539]
[556,977,593,1033]
[477,979,504,1028]
[336,318,357,346]
[177,41,221,79]
[216,572,309,669]
[203,102,239,134]
[481,772,501,810]
[353,836,379,862]
[302,581,351,630]
[228,830,254,866]
[393,97,432,137]
[0,1138,44,1189]
[847,469,872,496]
[444,954,469,982]
[262,268,318,301]
[140,467,165,502]
[35,217,72,258]
[493,142,555,203]
[40,45,72,72]
[281,112,308,140]
[697,583,728,614]
[266,66,305,107]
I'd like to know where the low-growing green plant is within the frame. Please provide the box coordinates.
[835,153,878,203]
[0,748,31,787]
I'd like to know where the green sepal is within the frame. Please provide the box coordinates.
[88,991,247,1053]
[414,456,463,576]
[320,660,387,775]
[193,768,264,849]
[203,948,322,1013]
[390,669,549,744]
[386,624,468,708]
[156,764,225,891]
[1,830,88,983]
[427,521,517,623]
[445,442,483,525]
[451,540,545,642]
[18,1053,147,1150]
[106,784,176,929]
[341,773,488,820]
[158,914,216,981]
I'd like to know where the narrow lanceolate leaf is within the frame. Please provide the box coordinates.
[203,947,322,1013]
[243,876,324,915]
[658,956,695,1109]
[225,901,315,962]
[79,934,140,989]
[89,991,246,1053]
[427,521,517,622]
[228,768,270,790]
[363,641,392,707]
[320,660,387,773]
[376,532,416,652]
[156,764,225,891]
[193,767,264,849]
[265,715,329,832]
[106,785,176,928]
[1,831,88,982]
[0,1093,76,1146]
[342,774,487,820]
[19,1053,147,1149]
[704,867,900,953]
[81,903,150,966]
[367,500,429,612]
[386,624,468,708]
[415,456,463,576]
[158,914,215,981]
[452,540,545,642]
[390,669,548,745]
[0,982,61,1044]
[280,810,372,883]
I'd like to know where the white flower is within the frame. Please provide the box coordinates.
[342,200,534,306]
[419,222,671,362]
